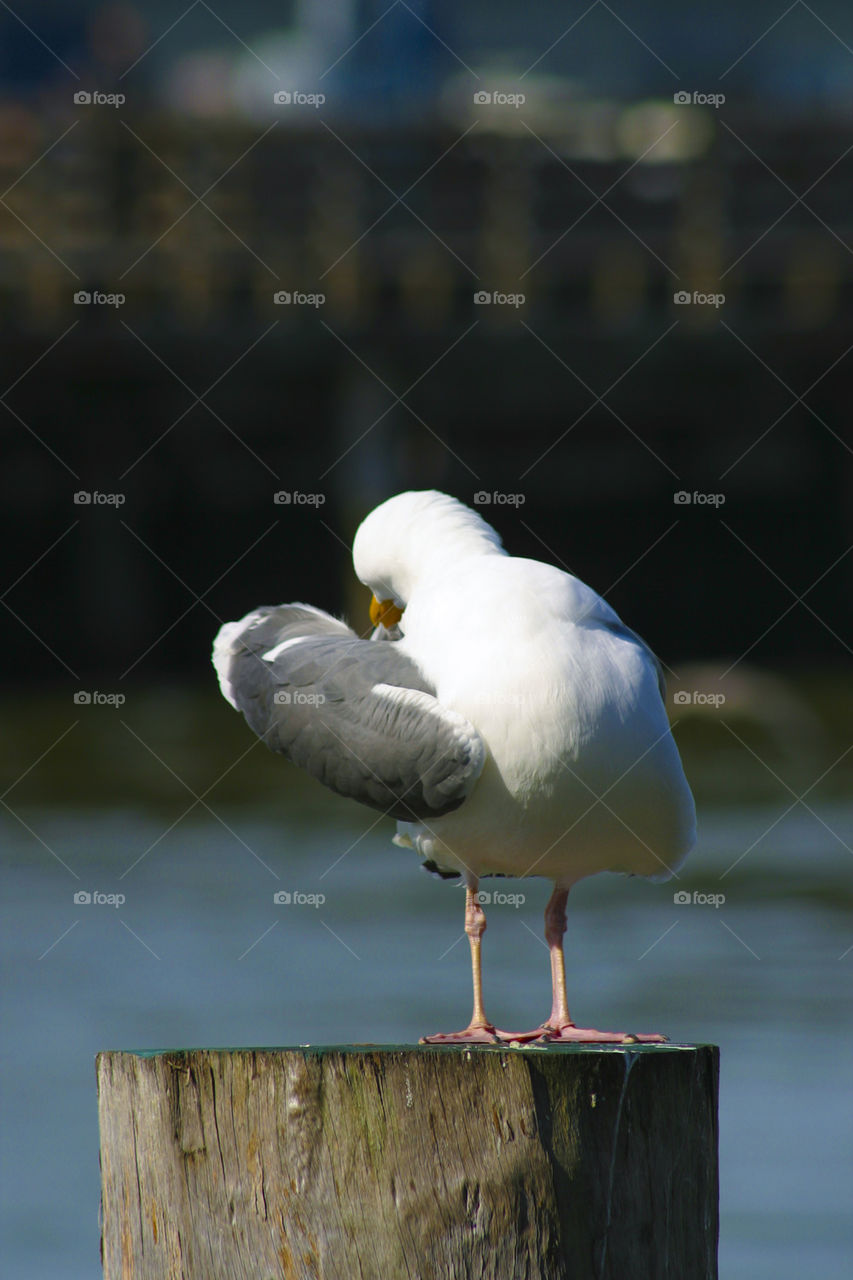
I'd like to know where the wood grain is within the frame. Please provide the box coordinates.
[97,1044,718,1279]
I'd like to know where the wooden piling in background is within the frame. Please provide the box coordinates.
[97,1044,718,1279]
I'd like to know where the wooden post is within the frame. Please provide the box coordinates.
[97,1044,718,1279]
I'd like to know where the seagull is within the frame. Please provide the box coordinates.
[213,490,695,1044]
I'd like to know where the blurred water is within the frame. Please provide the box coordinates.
[1,793,851,1279]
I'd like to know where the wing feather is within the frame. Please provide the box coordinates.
[213,605,485,820]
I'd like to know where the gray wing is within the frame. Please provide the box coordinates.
[212,604,485,820]
[602,619,667,701]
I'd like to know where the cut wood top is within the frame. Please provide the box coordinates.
[104,1042,714,1058]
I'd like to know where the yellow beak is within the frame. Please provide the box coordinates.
[370,594,404,629]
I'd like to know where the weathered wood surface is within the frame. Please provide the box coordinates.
[97,1044,718,1280]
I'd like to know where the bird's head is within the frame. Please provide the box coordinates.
[353,490,504,630]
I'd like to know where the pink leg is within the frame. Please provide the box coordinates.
[512,885,668,1045]
[421,883,519,1044]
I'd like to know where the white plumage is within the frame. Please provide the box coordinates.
[353,491,695,887]
[215,490,696,1043]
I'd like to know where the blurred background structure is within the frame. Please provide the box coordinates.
[1,4,851,1280]
[0,0,852,677]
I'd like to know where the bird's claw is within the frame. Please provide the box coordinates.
[521,1023,669,1045]
[419,1024,516,1045]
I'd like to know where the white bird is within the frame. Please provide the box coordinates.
[213,490,695,1043]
